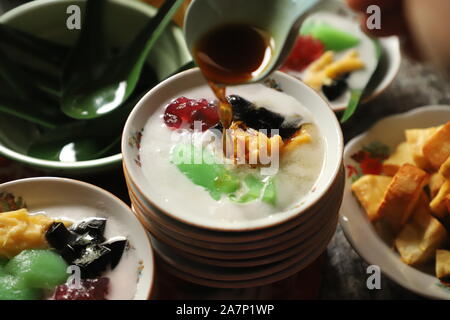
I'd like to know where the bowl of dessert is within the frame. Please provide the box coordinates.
[0,177,154,300]
[123,68,343,231]
[121,67,343,287]
[280,0,401,112]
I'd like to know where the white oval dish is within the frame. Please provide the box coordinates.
[340,105,450,300]
[122,68,343,231]
[0,177,155,300]
[284,0,401,112]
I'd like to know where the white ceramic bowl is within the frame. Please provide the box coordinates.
[122,68,343,231]
[0,177,155,300]
[0,0,190,174]
[340,105,450,300]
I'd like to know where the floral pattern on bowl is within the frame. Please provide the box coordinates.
[346,141,390,182]
[128,129,144,168]
[0,192,26,212]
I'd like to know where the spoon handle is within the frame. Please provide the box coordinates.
[120,0,186,71]
[62,0,108,87]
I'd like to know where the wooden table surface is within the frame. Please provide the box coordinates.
[1,0,450,300]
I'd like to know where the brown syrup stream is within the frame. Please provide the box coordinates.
[194,23,273,134]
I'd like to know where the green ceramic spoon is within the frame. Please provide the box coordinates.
[0,23,68,69]
[0,50,66,129]
[27,94,137,162]
[61,0,185,120]
[61,0,109,99]
[0,24,67,96]
[27,66,158,162]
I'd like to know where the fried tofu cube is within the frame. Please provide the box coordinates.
[395,194,447,266]
[378,164,429,234]
[383,142,416,176]
[430,180,450,223]
[445,195,450,212]
[439,156,450,179]
[406,126,441,170]
[423,122,450,170]
[352,175,393,222]
[430,172,446,198]
[436,250,450,280]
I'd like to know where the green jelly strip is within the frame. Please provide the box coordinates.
[233,175,277,206]
[0,275,42,300]
[301,20,360,51]
[170,144,277,205]
[170,144,240,200]
[0,257,8,267]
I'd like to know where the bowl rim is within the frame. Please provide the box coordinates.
[340,105,450,300]
[122,67,344,232]
[0,0,189,171]
[0,176,155,300]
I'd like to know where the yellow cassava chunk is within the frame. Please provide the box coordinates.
[423,122,450,170]
[430,180,450,219]
[406,126,442,170]
[351,175,392,222]
[430,172,445,198]
[382,142,417,176]
[436,250,450,280]
[377,164,429,234]
[439,156,450,179]
[395,193,447,266]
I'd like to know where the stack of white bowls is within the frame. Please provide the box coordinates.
[122,69,344,288]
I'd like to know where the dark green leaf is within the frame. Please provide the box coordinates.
[340,89,362,123]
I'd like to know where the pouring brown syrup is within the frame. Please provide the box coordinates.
[194,23,273,130]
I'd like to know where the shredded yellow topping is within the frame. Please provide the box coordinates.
[225,122,314,166]
[0,208,71,258]
[304,50,365,91]
[225,122,284,166]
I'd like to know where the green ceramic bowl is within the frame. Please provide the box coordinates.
[0,0,191,175]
